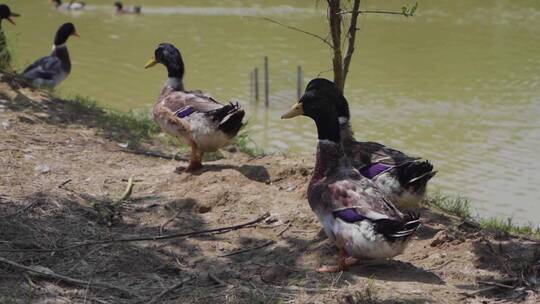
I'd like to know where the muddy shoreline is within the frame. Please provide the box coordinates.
[0,77,538,303]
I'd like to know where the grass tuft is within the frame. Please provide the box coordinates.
[426,193,540,239]
[62,95,160,148]
[424,193,472,219]
[479,217,540,238]
[235,131,265,157]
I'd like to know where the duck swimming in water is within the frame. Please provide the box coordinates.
[114,1,141,14]
[51,0,86,11]
[302,79,436,210]
[22,23,79,88]
[145,43,245,172]
[281,80,421,272]
[0,4,20,71]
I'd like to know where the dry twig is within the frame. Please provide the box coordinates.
[218,240,275,258]
[0,212,271,252]
[0,256,138,298]
[147,276,194,304]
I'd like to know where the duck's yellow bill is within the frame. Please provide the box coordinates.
[144,57,158,69]
[281,102,304,119]
[72,31,80,38]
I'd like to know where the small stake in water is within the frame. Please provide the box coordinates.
[264,56,269,108]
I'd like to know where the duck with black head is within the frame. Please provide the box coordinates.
[145,43,245,172]
[0,4,20,70]
[22,23,79,88]
[50,0,86,11]
[302,78,436,210]
[114,1,141,14]
[281,79,421,272]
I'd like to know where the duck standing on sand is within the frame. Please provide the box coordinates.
[302,79,436,210]
[114,1,141,14]
[0,4,20,70]
[281,81,421,272]
[50,0,86,11]
[145,43,245,172]
[22,23,79,88]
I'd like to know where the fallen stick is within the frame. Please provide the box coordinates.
[0,212,270,252]
[0,200,39,218]
[218,240,275,258]
[159,208,183,235]
[115,176,135,204]
[0,256,138,299]
[147,276,193,304]
[116,148,189,161]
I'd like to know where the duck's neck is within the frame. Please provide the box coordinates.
[311,116,342,182]
[52,44,71,70]
[166,77,184,91]
[339,118,356,145]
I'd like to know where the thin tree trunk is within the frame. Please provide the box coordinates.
[327,0,344,91]
[342,0,361,89]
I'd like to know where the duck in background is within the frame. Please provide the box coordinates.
[0,4,20,71]
[22,23,79,88]
[145,43,245,172]
[281,81,421,272]
[114,1,141,14]
[51,0,86,11]
[302,79,436,210]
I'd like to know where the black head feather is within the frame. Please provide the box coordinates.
[0,4,19,22]
[154,43,185,79]
[299,79,341,142]
[114,1,123,9]
[54,23,77,46]
[305,78,350,120]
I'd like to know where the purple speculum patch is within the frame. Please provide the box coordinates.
[174,106,195,118]
[333,209,366,223]
[359,163,390,179]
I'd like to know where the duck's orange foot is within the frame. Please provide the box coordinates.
[185,161,203,172]
[175,161,203,173]
[317,257,358,273]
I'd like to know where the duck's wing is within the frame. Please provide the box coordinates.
[324,178,403,221]
[22,55,62,81]
[321,178,420,239]
[160,91,224,113]
[348,141,420,167]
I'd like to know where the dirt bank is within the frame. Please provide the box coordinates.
[0,76,538,304]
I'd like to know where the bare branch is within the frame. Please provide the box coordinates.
[327,0,345,90]
[255,17,333,48]
[0,256,138,298]
[0,212,271,252]
[342,0,361,87]
[339,10,405,15]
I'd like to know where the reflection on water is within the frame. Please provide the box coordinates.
[4,0,540,224]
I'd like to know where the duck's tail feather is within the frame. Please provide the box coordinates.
[207,102,245,137]
[374,212,421,241]
[394,160,436,194]
[134,6,141,13]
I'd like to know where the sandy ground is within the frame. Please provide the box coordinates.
[0,76,538,304]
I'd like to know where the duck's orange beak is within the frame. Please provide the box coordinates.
[72,31,80,38]
[281,102,304,119]
[6,12,20,25]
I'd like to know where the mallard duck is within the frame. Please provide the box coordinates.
[0,4,20,71]
[281,81,421,272]
[51,0,86,11]
[114,1,141,14]
[302,79,436,210]
[145,43,245,172]
[22,23,79,88]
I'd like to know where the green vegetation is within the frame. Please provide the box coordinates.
[425,193,540,238]
[63,95,160,148]
[479,217,540,238]
[424,194,472,219]
[56,93,266,157]
[235,131,265,157]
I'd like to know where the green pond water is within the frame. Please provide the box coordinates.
[4,0,540,225]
